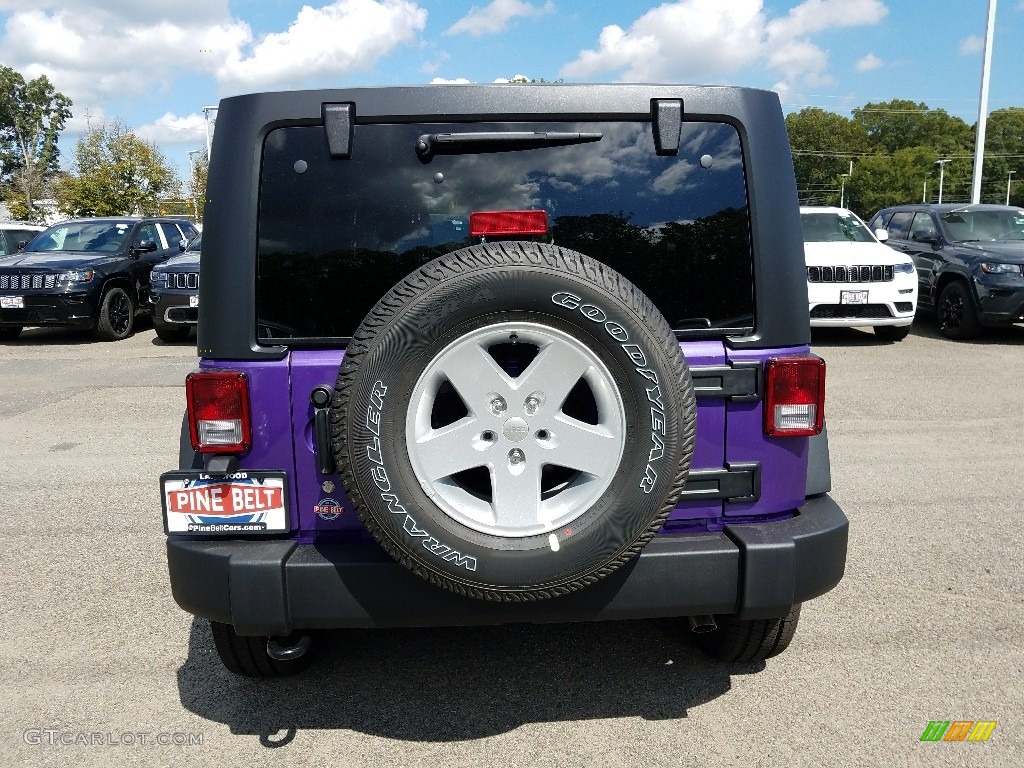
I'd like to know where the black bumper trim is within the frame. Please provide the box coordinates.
[166,495,847,635]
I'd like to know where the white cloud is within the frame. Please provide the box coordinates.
[136,113,208,144]
[430,77,472,84]
[561,0,766,81]
[855,53,883,72]
[217,0,427,88]
[959,35,984,55]
[560,0,888,94]
[446,0,554,37]
[0,0,427,104]
[0,7,249,104]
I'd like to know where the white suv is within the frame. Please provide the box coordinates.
[800,206,918,341]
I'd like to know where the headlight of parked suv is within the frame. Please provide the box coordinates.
[56,269,95,287]
[980,262,1022,275]
[150,271,168,288]
[893,261,915,274]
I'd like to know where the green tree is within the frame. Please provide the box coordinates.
[851,99,972,156]
[55,119,180,217]
[785,108,869,204]
[844,146,950,217]
[0,67,72,222]
[188,151,208,222]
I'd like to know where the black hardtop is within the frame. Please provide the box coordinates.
[198,84,810,359]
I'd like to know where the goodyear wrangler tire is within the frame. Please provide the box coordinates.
[331,242,696,601]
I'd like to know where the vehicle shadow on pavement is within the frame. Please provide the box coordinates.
[909,317,1024,345]
[176,616,763,743]
[1,327,97,346]
[809,327,889,346]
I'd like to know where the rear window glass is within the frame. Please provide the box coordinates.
[257,120,753,342]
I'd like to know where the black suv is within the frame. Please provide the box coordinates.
[0,216,199,341]
[150,233,201,343]
[868,204,1024,339]
[162,85,848,676]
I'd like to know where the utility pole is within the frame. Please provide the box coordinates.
[936,159,951,204]
[1009,170,1017,206]
[971,0,998,204]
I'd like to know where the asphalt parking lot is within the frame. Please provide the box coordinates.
[1,320,1022,767]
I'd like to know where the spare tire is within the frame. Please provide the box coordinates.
[331,242,696,601]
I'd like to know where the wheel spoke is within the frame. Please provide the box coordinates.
[412,417,487,480]
[544,416,621,477]
[439,341,513,406]
[514,339,593,408]
[490,461,544,530]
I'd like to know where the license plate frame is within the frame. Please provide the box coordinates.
[1,296,24,309]
[160,470,290,535]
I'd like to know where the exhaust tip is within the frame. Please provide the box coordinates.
[267,633,313,661]
[688,615,717,634]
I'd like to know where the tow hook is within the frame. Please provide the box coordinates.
[688,615,718,634]
[267,633,313,661]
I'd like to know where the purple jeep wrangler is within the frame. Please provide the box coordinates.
[161,84,847,676]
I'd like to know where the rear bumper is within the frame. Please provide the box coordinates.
[167,494,848,636]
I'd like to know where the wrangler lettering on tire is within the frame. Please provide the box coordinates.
[331,242,697,601]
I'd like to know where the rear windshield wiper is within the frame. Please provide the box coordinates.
[416,131,602,163]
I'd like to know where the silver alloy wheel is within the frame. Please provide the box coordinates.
[406,321,626,538]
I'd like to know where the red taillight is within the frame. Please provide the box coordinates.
[186,370,252,453]
[470,210,548,238]
[764,356,825,437]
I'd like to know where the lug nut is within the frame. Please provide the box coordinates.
[490,396,507,415]
[525,396,540,415]
[508,448,525,465]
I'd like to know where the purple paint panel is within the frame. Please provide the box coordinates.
[723,345,811,517]
[288,350,365,538]
[666,340,726,524]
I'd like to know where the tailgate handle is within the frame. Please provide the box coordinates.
[310,386,336,474]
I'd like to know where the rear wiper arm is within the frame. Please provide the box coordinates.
[416,131,602,163]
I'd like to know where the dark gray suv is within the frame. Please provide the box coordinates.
[868,204,1024,339]
[161,84,848,676]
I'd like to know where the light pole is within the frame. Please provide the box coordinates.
[838,160,853,209]
[935,159,951,204]
[202,105,218,159]
[1008,170,1016,206]
[971,0,998,204]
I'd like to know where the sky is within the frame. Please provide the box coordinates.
[0,0,1021,185]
